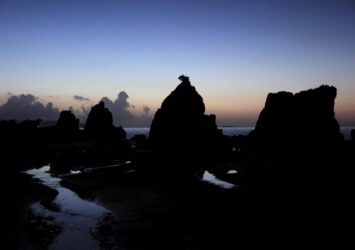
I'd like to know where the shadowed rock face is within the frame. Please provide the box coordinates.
[84,101,126,142]
[55,111,79,131]
[253,85,341,144]
[149,75,222,155]
[254,91,294,141]
[84,101,114,133]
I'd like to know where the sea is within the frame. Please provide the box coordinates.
[125,127,354,140]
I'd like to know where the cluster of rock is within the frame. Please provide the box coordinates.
[251,85,342,145]
[54,101,126,141]
[1,76,350,169]
[0,101,126,146]
[0,119,41,130]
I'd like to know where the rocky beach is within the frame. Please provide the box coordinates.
[2,76,355,249]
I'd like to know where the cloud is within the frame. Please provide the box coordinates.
[142,105,150,116]
[101,91,152,127]
[0,91,152,127]
[68,105,90,124]
[74,95,91,102]
[0,94,60,121]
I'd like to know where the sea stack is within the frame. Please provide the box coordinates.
[55,110,79,131]
[252,85,341,145]
[149,75,222,164]
[84,101,114,133]
[84,101,126,141]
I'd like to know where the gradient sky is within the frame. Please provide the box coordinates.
[1,0,355,126]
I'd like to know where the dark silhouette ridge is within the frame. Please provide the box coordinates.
[0,119,41,139]
[351,129,355,141]
[0,103,128,169]
[251,85,342,146]
[149,75,222,170]
[55,110,79,131]
[0,119,16,130]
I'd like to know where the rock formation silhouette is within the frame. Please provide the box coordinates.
[84,101,114,133]
[84,101,126,141]
[55,110,79,131]
[351,129,355,142]
[149,75,222,167]
[252,85,342,145]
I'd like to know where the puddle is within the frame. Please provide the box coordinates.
[202,171,236,189]
[26,166,111,249]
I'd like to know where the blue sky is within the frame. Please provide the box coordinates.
[0,0,354,126]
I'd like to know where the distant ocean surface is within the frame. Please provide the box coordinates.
[125,127,354,140]
[124,127,254,139]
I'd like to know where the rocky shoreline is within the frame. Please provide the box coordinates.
[1,77,355,249]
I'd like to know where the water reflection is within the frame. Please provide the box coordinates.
[202,171,236,189]
[27,166,110,250]
[70,170,81,175]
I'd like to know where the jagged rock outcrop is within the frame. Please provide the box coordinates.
[84,101,126,141]
[55,110,79,131]
[252,85,341,144]
[84,101,114,133]
[149,75,222,158]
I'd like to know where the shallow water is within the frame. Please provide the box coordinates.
[202,171,236,189]
[26,166,110,250]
